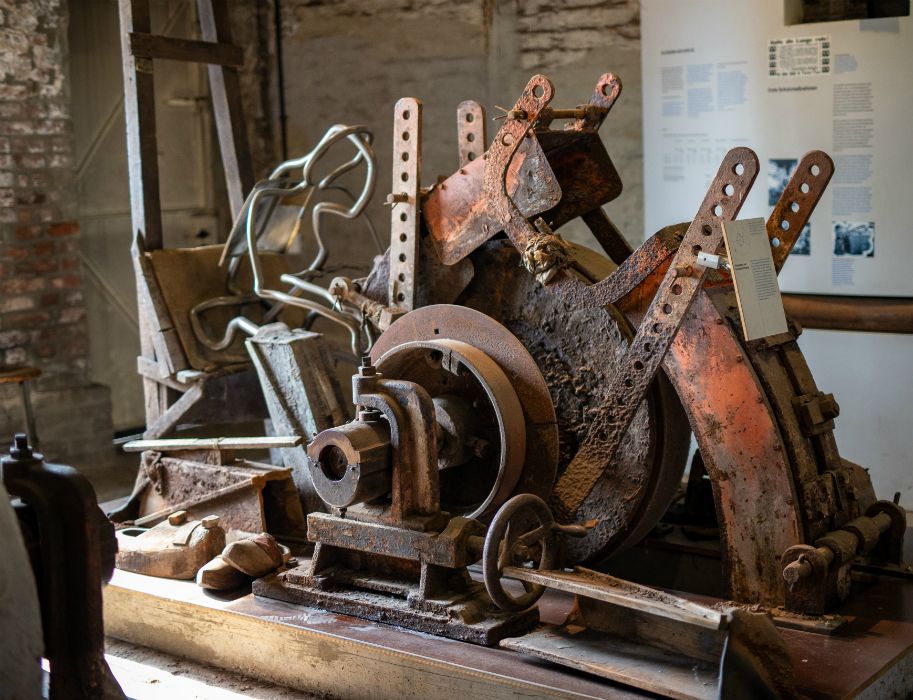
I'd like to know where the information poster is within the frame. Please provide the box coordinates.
[641,2,913,296]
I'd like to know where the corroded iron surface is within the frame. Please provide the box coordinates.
[768,150,834,272]
[423,135,561,265]
[458,241,690,562]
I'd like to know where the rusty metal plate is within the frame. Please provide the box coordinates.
[534,130,622,230]
[658,290,803,605]
[423,134,561,265]
[551,148,760,537]
[371,304,558,512]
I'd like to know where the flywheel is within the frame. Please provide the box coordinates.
[457,239,692,564]
[370,304,559,521]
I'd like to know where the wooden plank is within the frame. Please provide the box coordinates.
[120,0,168,428]
[123,436,302,452]
[196,0,254,217]
[143,381,204,439]
[118,0,162,250]
[503,567,726,630]
[103,569,913,700]
[129,32,243,66]
[104,571,637,700]
[783,293,913,334]
[500,626,718,700]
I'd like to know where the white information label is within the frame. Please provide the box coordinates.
[722,217,788,341]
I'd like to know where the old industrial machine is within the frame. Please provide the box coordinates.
[243,72,905,614]
[118,52,908,697]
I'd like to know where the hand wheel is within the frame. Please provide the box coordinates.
[482,493,558,612]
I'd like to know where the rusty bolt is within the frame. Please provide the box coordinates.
[201,515,220,530]
[358,355,376,377]
[168,510,188,526]
[385,193,409,206]
[329,276,351,298]
[508,109,528,121]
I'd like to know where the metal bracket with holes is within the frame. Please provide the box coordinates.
[768,151,834,273]
[389,98,423,311]
[550,148,760,521]
[457,100,485,168]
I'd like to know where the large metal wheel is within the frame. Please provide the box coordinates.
[482,493,557,612]
[459,240,692,563]
[372,305,558,520]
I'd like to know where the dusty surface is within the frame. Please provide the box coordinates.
[457,240,683,562]
[106,638,322,700]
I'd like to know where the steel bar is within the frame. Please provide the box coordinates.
[457,100,485,168]
[389,98,422,311]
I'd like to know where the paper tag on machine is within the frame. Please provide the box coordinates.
[721,217,788,341]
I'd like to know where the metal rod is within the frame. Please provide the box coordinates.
[273,0,288,160]
[19,381,38,451]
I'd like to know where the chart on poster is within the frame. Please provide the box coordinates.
[641,1,913,296]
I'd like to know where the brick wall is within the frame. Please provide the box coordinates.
[517,0,640,70]
[254,0,645,245]
[0,0,112,463]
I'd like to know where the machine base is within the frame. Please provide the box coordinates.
[253,564,539,646]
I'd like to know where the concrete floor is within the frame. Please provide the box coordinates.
[82,448,139,504]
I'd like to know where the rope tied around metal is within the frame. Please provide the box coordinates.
[522,218,572,284]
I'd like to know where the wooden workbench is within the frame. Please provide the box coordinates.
[104,564,913,699]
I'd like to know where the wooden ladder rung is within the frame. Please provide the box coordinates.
[128,32,243,67]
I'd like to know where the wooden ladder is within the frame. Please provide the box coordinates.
[118,0,257,435]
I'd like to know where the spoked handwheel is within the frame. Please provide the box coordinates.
[483,493,558,612]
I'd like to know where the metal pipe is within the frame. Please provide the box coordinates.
[782,511,893,584]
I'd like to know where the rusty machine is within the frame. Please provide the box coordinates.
[122,64,908,696]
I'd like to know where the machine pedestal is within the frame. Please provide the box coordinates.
[254,564,539,645]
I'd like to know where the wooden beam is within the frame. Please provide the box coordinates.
[197,0,255,216]
[783,293,913,334]
[103,571,625,700]
[128,32,243,66]
[119,0,162,251]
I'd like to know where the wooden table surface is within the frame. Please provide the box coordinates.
[104,562,913,699]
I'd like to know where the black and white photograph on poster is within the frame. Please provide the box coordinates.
[793,223,811,255]
[833,221,875,257]
[768,158,798,205]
